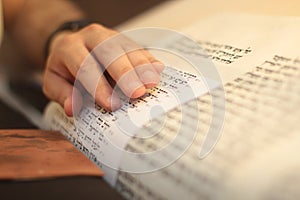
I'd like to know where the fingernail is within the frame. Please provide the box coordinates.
[127,80,143,93]
[107,95,122,111]
[141,70,160,85]
[152,62,165,73]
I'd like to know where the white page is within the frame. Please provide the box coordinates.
[44,14,300,199]
[180,14,300,81]
[115,14,300,199]
[44,65,218,185]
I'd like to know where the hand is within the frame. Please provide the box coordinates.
[43,23,164,116]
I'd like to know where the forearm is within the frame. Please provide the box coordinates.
[3,0,85,67]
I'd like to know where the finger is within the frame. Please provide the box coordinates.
[126,50,160,88]
[83,32,146,98]
[80,25,162,98]
[107,54,146,98]
[94,74,122,111]
[43,71,82,116]
[60,46,121,111]
[141,49,165,73]
[79,25,165,75]
[58,40,104,100]
[50,33,88,78]
[49,31,121,111]
[52,33,105,95]
[81,24,122,67]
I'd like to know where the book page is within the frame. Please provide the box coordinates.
[44,14,300,199]
[175,14,300,81]
[116,55,300,200]
[44,65,217,185]
[115,14,300,199]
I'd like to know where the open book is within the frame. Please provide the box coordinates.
[43,14,300,200]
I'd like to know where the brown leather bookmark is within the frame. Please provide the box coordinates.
[0,130,103,180]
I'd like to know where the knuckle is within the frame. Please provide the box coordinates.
[84,23,104,32]
[89,24,117,37]
[108,29,118,37]
[59,33,79,47]
[42,82,51,98]
[77,63,89,75]
[45,55,56,68]
[133,58,149,67]
[142,50,157,62]
[147,56,159,63]
[118,65,133,78]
